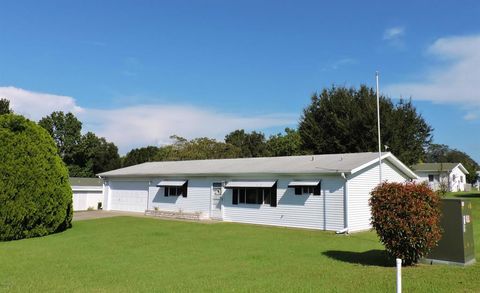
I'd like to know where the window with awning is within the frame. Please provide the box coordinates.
[157,180,188,197]
[288,181,321,196]
[226,181,277,207]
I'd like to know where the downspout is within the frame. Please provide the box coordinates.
[146,180,151,212]
[336,172,349,234]
[98,175,108,211]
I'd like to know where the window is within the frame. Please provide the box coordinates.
[295,186,315,195]
[428,175,434,182]
[291,181,321,196]
[246,188,259,204]
[232,187,276,206]
[160,180,188,198]
[460,176,464,183]
[166,186,183,196]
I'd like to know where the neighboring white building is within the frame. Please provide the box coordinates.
[98,152,417,233]
[70,177,104,211]
[411,163,469,192]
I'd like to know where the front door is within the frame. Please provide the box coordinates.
[210,182,223,219]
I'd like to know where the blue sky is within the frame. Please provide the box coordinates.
[0,0,479,162]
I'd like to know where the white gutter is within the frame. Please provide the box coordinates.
[336,172,349,234]
[71,188,103,192]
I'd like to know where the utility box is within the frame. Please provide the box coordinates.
[423,198,475,266]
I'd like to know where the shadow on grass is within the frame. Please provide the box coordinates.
[323,249,393,267]
[453,193,480,199]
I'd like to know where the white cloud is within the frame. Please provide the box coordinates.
[82,105,295,153]
[0,86,83,120]
[383,26,405,41]
[464,112,478,121]
[0,86,296,153]
[385,34,480,120]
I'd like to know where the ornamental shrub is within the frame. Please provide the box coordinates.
[0,114,72,241]
[369,182,441,265]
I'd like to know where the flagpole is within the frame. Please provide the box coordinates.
[376,71,382,183]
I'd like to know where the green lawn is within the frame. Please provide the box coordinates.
[1,194,479,292]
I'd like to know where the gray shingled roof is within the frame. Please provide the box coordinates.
[98,152,410,178]
[69,177,103,187]
[411,163,461,172]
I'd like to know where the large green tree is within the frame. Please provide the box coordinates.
[225,129,268,158]
[70,132,121,177]
[0,114,72,241]
[39,111,121,177]
[425,144,479,183]
[167,135,241,160]
[122,146,161,167]
[38,111,82,166]
[298,85,433,165]
[266,128,306,157]
[0,98,12,115]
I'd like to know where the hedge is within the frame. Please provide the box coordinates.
[0,114,72,241]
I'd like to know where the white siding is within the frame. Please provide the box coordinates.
[347,160,409,232]
[148,178,212,219]
[222,175,344,231]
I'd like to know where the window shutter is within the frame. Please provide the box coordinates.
[182,181,188,197]
[270,182,277,207]
[314,182,321,196]
[232,189,238,205]
[164,187,168,197]
[294,187,301,195]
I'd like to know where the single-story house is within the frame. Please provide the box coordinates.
[70,177,104,211]
[98,152,417,233]
[411,163,469,192]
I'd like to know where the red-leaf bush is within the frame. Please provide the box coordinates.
[369,182,441,265]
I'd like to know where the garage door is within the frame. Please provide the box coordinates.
[73,191,88,211]
[110,181,149,212]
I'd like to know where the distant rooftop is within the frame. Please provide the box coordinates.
[69,177,103,187]
[411,163,468,174]
[98,152,416,179]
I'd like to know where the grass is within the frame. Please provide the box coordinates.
[0,193,479,292]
